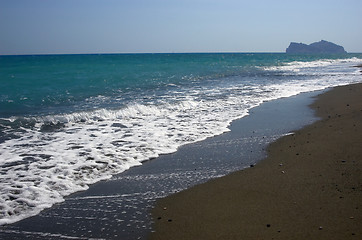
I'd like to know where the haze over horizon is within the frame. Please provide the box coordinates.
[1,0,361,55]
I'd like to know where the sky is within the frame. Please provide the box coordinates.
[1,0,361,55]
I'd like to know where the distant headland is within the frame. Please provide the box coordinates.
[286,40,347,54]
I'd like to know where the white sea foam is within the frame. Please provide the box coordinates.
[262,57,362,72]
[0,58,361,225]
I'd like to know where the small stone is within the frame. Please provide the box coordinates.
[168,219,172,222]
[266,224,271,228]
[349,216,354,219]
[163,207,167,210]
[319,226,323,230]
[281,171,285,174]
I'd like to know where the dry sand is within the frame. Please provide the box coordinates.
[149,83,362,240]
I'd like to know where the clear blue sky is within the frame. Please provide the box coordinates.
[1,0,361,55]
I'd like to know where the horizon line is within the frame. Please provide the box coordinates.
[0,51,287,57]
[2,51,360,57]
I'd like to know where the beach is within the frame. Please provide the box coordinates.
[1,54,361,239]
[0,84,321,240]
[149,83,362,240]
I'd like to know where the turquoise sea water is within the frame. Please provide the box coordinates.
[2,53,361,117]
[0,53,362,225]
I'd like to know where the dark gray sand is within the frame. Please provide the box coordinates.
[0,91,321,240]
[150,83,362,240]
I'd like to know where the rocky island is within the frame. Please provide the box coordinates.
[286,40,347,54]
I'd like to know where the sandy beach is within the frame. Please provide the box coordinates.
[149,83,362,240]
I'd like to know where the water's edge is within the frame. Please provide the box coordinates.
[0,89,325,240]
[1,56,361,227]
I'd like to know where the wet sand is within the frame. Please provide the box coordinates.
[150,83,362,240]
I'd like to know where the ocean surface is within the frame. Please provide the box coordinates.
[0,53,362,227]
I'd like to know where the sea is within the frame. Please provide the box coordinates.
[0,53,361,229]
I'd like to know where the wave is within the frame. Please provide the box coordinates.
[261,57,362,72]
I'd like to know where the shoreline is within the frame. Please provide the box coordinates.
[0,90,321,239]
[149,83,362,239]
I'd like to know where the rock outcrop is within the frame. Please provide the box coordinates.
[286,40,347,54]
